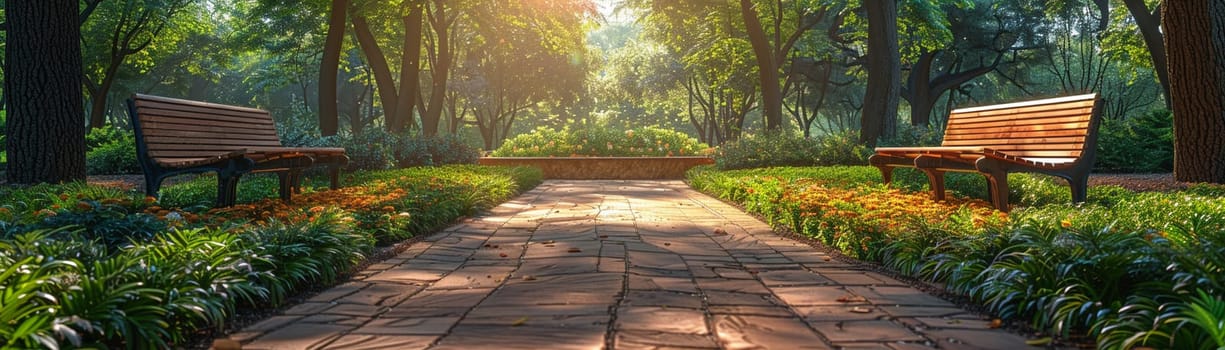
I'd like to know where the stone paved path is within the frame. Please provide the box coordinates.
[228,180,1032,349]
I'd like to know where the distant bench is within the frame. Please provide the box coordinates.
[127,94,349,207]
[869,93,1103,212]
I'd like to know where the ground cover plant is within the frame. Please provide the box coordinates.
[688,165,1225,349]
[490,126,709,157]
[0,165,541,348]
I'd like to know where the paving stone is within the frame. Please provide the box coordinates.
[322,335,439,350]
[809,320,925,343]
[281,302,333,316]
[820,271,906,286]
[628,275,699,293]
[792,306,884,322]
[708,305,796,317]
[713,315,831,349]
[431,265,513,290]
[398,288,491,308]
[308,282,368,302]
[703,291,777,306]
[925,328,1034,349]
[432,325,606,350]
[513,256,600,277]
[846,286,952,306]
[621,290,704,309]
[770,286,858,306]
[877,306,974,318]
[757,269,834,286]
[244,323,350,350]
[628,251,690,270]
[617,307,710,334]
[694,278,771,294]
[614,331,720,349]
[351,316,460,335]
[335,282,423,306]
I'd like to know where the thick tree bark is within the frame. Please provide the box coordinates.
[859,0,901,148]
[740,0,783,131]
[318,0,348,136]
[1164,0,1225,183]
[390,5,424,133]
[5,0,87,184]
[1122,0,1171,108]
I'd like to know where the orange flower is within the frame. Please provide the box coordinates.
[75,201,93,211]
[144,196,158,204]
[1060,220,1072,229]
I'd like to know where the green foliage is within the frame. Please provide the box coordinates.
[394,134,480,168]
[1095,109,1174,173]
[689,165,1225,347]
[0,165,542,348]
[85,126,140,175]
[491,126,708,157]
[714,131,870,170]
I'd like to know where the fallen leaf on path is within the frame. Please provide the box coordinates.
[499,253,509,258]
[836,295,867,303]
[850,307,872,313]
[511,317,528,326]
[713,228,727,235]
[522,275,537,281]
[568,248,582,253]
[989,319,1002,329]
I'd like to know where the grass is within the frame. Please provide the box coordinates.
[687,165,1225,348]
[0,165,542,348]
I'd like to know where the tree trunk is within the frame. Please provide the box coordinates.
[390,5,424,133]
[318,0,347,136]
[352,16,399,133]
[87,60,122,128]
[1163,0,1225,183]
[5,0,87,184]
[740,0,783,131]
[421,0,451,137]
[1122,0,1171,108]
[860,0,901,148]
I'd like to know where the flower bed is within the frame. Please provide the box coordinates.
[0,165,542,348]
[688,165,1225,348]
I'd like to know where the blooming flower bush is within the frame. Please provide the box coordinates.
[688,165,1225,348]
[490,126,710,157]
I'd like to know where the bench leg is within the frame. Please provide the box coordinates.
[1069,173,1089,203]
[144,173,164,199]
[874,165,895,185]
[328,166,342,190]
[919,168,946,201]
[276,171,295,203]
[216,175,241,207]
[984,171,1010,212]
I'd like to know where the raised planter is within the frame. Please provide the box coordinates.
[478,156,714,180]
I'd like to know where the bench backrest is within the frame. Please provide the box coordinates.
[128,94,284,166]
[941,93,1101,163]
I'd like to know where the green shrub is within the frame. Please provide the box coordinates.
[85,126,140,175]
[394,134,480,167]
[714,131,868,170]
[1094,109,1173,173]
[491,126,708,157]
[715,132,823,170]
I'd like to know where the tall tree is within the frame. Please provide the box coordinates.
[389,1,423,132]
[82,0,191,129]
[739,0,828,131]
[859,0,900,147]
[318,0,348,136]
[419,0,459,136]
[5,0,87,183]
[1162,0,1225,183]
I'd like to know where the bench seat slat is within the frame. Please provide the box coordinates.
[952,105,1094,122]
[141,121,280,136]
[944,128,1090,140]
[134,99,274,121]
[145,136,284,147]
[142,128,282,142]
[949,115,1093,129]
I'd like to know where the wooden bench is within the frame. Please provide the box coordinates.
[869,93,1102,212]
[127,94,350,207]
